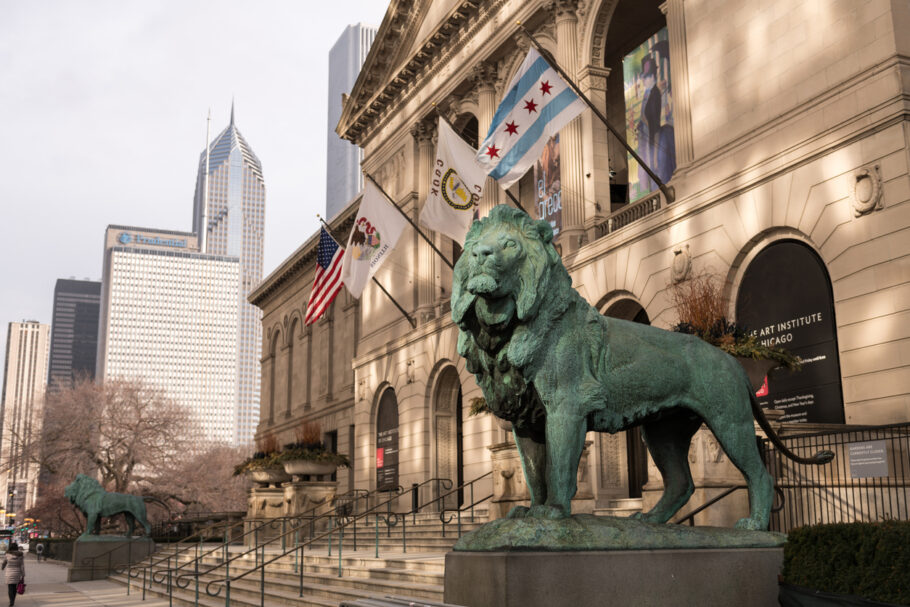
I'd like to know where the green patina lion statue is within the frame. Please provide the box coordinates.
[453,205,831,530]
[65,474,152,537]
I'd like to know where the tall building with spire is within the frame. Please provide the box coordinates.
[192,105,265,445]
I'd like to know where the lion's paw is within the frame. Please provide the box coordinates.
[734,517,765,531]
[506,505,530,519]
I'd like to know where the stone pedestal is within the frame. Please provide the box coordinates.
[445,547,783,607]
[283,480,337,517]
[488,438,594,519]
[68,537,155,581]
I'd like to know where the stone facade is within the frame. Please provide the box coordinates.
[251,0,910,515]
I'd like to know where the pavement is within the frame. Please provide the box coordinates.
[5,555,167,607]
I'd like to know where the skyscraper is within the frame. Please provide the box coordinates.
[47,279,101,392]
[97,227,240,445]
[326,23,376,219]
[192,106,265,445]
[0,321,49,523]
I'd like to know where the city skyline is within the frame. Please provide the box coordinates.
[0,1,387,363]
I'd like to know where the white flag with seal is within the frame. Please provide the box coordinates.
[341,178,409,299]
[419,118,486,244]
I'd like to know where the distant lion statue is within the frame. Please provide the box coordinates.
[452,205,831,530]
[64,474,152,537]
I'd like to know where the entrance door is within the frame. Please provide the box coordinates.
[434,367,464,509]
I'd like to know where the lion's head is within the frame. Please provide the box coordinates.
[64,474,103,509]
[452,205,569,330]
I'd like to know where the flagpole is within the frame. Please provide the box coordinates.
[432,107,531,216]
[516,22,675,204]
[316,215,416,329]
[363,172,455,270]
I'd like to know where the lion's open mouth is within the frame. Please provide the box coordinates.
[467,274,499,295]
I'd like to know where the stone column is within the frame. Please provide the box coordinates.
[554,0,587,251]
[660,0,694,169]
[412,119,438,323]
[474,60,501,217]
[579,65,611,241]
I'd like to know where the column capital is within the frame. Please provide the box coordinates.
[552,0,580,21]
[410,119,436,144]
[471,60,498,91]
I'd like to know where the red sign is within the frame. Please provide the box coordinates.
[376,448,384,469]
[756,375,769,398]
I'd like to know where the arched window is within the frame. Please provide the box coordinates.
[286,319,297,418]
[268,331,281,424]
[376,388,399,491]
[736,241,844,423]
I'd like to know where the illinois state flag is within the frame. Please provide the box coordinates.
[341,178,408,299]
[419,118,486,244]
[476,48,586,189]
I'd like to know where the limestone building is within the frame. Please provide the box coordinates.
[252,0,910,514]
[0,321,49,523]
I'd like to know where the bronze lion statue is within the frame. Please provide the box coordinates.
[65,474,152,537]
[453,205,831,530]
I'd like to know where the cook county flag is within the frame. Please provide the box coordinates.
[476,48,586,189]
[341,178,408,299]
[419,118,487,243]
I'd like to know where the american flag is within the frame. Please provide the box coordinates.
[305,228,344,325]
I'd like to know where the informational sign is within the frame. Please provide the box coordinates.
[623,28,675,202]
[376,388,400,492]
[736,241,845,423]
[533,135,562,239]
[376,428,399,491]
[848,440,889,478]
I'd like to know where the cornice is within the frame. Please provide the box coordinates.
[338,0,488,145]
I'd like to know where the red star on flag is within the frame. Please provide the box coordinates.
[485,144,500,159]
[504,121,519,136]
[523,99,538,113]
[540,80,553,95]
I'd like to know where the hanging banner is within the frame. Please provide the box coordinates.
[623,28,675,202]
[533,134,562,239]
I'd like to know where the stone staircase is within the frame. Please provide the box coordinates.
[109,511,487,606]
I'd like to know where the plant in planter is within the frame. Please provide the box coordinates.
[233,432,289,487]
[669,270,800,389]
[277,421,350,481]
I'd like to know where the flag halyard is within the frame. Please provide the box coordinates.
[305,228,344,325]
[476,48,586,189]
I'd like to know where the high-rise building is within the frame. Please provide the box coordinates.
[326,23,376,219]
[97,226,240,445]
[192,106,265,446]
[0,321,49,523]
[47,279,101,391]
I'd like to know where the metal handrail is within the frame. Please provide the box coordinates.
[132,475,489,605]
[674,484,785,526]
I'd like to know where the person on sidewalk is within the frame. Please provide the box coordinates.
[1,542,24,606]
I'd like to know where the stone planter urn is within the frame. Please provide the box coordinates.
[282,459,337,482]
[247,468,290,488]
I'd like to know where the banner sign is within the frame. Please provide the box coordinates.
[736,241,845,423]
[533,135,562,239]
[622,28,675,202]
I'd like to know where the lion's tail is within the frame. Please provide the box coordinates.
[749,383,834,465]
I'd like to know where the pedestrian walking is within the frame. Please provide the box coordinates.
[1,542,24,606]
[34,543,43,562]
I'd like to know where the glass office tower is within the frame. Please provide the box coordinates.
[192,106,265,445]
[47,279,101,391]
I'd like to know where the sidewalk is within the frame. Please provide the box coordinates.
[8,555,167,607]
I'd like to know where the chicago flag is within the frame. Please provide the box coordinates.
[340,178,408,299]
[476,48,586,189]
[419,118,486,244]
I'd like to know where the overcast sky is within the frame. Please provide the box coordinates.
[0,1,388,363]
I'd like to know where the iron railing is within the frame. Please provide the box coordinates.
[761,422,910,533]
